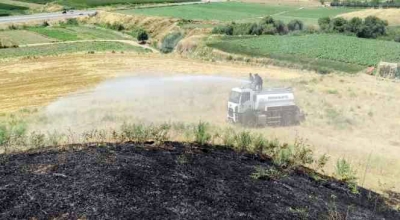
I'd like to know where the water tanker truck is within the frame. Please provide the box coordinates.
[227,85,304,126]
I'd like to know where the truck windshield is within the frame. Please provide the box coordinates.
[229,91,241,103]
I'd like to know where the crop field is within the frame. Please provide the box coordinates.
[0,30,53,45]
[0,3,28,16]
[27,25,132,42]
[208,34,400,72]
[15,0,198,8]
[122,2,358,24]
[0,41,147,59]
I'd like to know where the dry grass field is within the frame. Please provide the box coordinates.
[338,8,400,26]
[0,53,399,194]
[0,30,55,45]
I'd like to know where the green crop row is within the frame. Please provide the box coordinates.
[208,34,400,71]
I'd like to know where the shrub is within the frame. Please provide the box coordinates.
[273,20,288,35]
[222,127,235,147]
[29,132,46,149]
[232,23,254,35]
[212,25,234,35]
[107,23,125,31]
[345,17,363,33]
[335,158,358,193]
[331,17,348,33]
[260,16,275,25]
[42,21,50,27]
[66,18,79,26]
[288,19,304,31]
[137,29,149,43]
[261,24,277,35]
[357,16,388,39]
[318,17,331,31]
[394,35,400,42]
[160,32,183,53]
[194,121,211,145]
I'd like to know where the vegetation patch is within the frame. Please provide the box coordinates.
[0,30,55,45]
[0,41,148,59]
[0,3,28,16]
[208,34,400,71]
[127,2,357,24]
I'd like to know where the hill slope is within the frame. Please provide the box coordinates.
[0,143,399,219]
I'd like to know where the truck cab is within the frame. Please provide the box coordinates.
[227,86,304,126]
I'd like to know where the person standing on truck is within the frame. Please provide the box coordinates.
[254,74,263,91]
[249,73,256,90]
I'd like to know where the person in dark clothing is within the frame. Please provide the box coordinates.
[254,74,263,91]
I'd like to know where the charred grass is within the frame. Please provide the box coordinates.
[1,138,399,219]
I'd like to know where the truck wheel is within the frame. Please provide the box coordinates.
[242,111,256,127]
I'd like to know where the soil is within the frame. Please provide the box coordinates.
[0,143,399,220]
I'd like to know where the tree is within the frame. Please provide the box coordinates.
[288,19,304,31]
[345,17,363,33]
[319,0,325,5]
[260,16,275,25]
[137,30,149,44]
[273,20,288,35]
[357,16,388,38]
[332,17,348,33]
[318,17,331,31]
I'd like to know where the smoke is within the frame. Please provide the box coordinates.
[36,75,248,132]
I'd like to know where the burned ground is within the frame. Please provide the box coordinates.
[0,143,399,220]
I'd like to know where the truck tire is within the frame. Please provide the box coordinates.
[242,110,257,127]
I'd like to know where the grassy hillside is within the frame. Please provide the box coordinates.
[208,34,400,72]
[0,3,28,16]
[15,0,199,8]
[124,2,357,24]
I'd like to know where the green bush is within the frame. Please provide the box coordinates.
[332,17,348,33]
[260,16,275,25]
[335,158,358,193]
[345,17,363,33]
[288,19,304,31]
[232,23,255,35]
[66,18,79,26]
[212,25,234,35]
[318,17,331,31]
[137,29,149,43]
[394,35,400,42]
[160,32,183,53]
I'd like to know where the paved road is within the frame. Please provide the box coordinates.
[0,10,97,24]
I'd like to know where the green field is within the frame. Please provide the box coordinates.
[15,0,198,8]
[122,2,357,24]
[0,30,54,45]
[0,41,148,59]
[0,3,28,16]
[208,34,400,72]
[27,25,132,42]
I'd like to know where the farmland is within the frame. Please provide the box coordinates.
[15,0,198,8]
[0,41,148,59]
[0,30,53,45]
[27,25,131,41]
[0,3,28,16]
[124,2,358,24]
[208,34,400,72]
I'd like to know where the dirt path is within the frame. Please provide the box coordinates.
[19,39,159,53]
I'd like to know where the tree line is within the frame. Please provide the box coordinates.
[212,17,304,36]
[318,16,388,39]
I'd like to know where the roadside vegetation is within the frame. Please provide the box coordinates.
[15,0,199,8]
[331,0,400,7]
